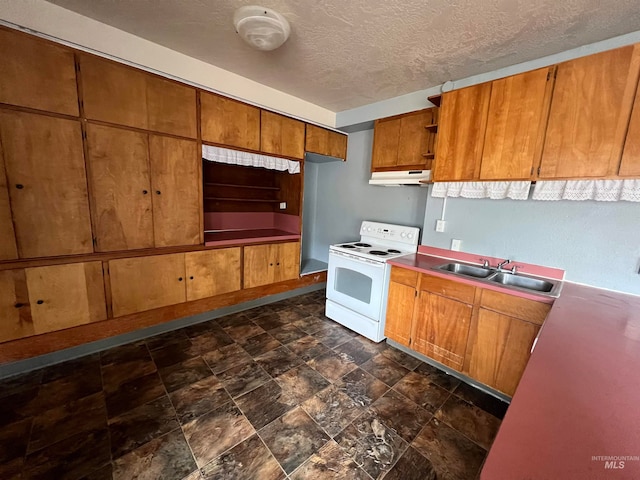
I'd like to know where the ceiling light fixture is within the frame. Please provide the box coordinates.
[233,6,291,51]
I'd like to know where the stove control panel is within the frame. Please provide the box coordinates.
[360,221,420,246]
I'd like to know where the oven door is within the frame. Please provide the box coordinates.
[327,250,387,320]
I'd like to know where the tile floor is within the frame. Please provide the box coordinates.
[0,289,508,480]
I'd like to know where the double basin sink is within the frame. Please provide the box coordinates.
[434,262,562,298]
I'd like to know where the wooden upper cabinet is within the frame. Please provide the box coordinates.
[434,83,492,181]
[480,68,555,180]
[619,79,640,176]
[200,92,260,150]
[0,149,18,261]
[0,269,33,343]
[146,76,197,138]
[25,262,107,335]
[0,28,79,116]
[305,124,347,160]
[397,109,436,167]
[244,241,300,288]
[86,123,154,252]
[0,111,93,258]
[261,111,306,159]
[540,45,640,178]
[149,135,201,248]
[185,248,241,301]
[371,117,401,169]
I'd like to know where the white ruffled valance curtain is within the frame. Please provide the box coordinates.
[532,180,640,202]
[431,181,531,200]
[202,145,300,174]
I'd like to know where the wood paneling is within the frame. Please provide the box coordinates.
[434,83,492,181]
[0,28,79,115]
[0,145,18,260]
[384,280,416,347]
[25,262,106,335]
[466,308,540,396]
[397,109,434,167]
[110,253,186,317]
[149,135,200,247]
[0,111,93,258]
[480,68,554,180]
[0,269,33,342]
[390,266,418,288]
[371,117,401,169]
[419,274,476,304]
[200,92,260,150]
[480,289,551,326]
[79,54,148,129]
[619,79,640,176]
[260,111,306,159]
[305,124,347,159]
[275,169,302,216]
[86,123,154,251]
[146,75,197,138]
[540,45,640,178]
[185,248,241,301]
[243,242,300,288]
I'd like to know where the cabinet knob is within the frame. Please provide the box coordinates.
[142,190,148,195]
[269,263,273,266]
[15,184,24,189]
[14,302,24,308]
[189,276,194,280]
[36,299,44,305]
[277,262,280,266]
[155,190,161,195]
[178,277,183,281]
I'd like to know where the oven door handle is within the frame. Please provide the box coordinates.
[330,250,386,267]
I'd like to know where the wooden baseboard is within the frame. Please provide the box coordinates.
[0,272,326,364]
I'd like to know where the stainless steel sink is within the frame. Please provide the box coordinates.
[489,272,554,293]
[437,263,493,278]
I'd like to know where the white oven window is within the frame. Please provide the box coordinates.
[334,268,372,304]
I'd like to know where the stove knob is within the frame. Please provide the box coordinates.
[407,233,413,239]
[400,232,407,238]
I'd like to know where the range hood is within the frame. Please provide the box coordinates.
[369,170,431,186]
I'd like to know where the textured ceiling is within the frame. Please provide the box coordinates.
[45,0,640,111]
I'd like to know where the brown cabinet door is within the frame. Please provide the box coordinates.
[0,111,93,258]
[274,242,300,283]
[434,83,492,181]
[86,124,154,252]
[619,79,640,177]
[146,76,197,138]
[397,109,433,167]
[480,68,554,180]
[327,130,348,159]
[384,280,416,347]
[305,125,347,159]
[412,292,472,371]
[243,243,277,288]
[149,135,201,248]
[0,28,79,115]
[26,262,107,335]
[109,254,186,317]
[260,111,306,159]
[0,269,33,342]
[466,308,539,396]
[200,92,260,150]
[185,248,241,301]
[540,45,640,178]
[0,149,17,261]
[371,117,401,170]
[79,54,148,129]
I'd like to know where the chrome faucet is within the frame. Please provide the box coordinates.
[496,259,511,272]
[480,258,490,269]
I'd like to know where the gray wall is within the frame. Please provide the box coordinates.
[422,186,640,294]
[305,129,428,263]
[302,161,319,262]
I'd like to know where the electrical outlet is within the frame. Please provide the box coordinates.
[435,220,446,232]
[451,239,462,251]
[279,202,287,210]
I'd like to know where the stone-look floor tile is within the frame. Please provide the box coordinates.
[275,306,311,323]
[0,386,39,428]
[312,326,354,349]
[381,347,422,371]
[0,418,31,463]
[100,341,149,369]
[414,362,461,392]
[108,395,180,459]
[253,312,290,331]
[200,434,285,480]
[275,364,330,404]
[149,338,200,369]
[259,407,330,475]
[145,329,191,351]
[361,354,410,387]
[453,382,509,420]
[238,332,282,358]
[170,376,232,425]
[435,396,501,450]
[383,446,437,480]
[300,303,326,316]
[189,326,235,355]
[292,315,327,335]
[23,429,111,480]
[182,321,223,338]
[0,370,42,400]
[370,390,432,443]
[82,463,114,480]
[158,356,212,393]
[41,353,101,383]
[0,457,23,480]
[183,402,254,468]
[269,324,308,344]
[28,392,107,454]
[102,356,157,392]
[302,385,363,438]
[217,360,272,398]
[335,411,408,480]
[105,371,166,418]
[202,343,252,374]
[336,368,389,408]
[413,418,487,480]
[354,336,388,354]
[112,428,196,480]
[255,346,303,378]
[224,322,266,342]
[394,371,451,412]
[333,338,378,365]
[216,312,252,329]
[307,351,358,382]
[290,440,369,480]
[235,380,296,430]
[286,336,331,362]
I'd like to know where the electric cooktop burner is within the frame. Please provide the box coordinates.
[387,249,401,254]
[355,243,372,247]
[341,244,356,248]
[369,250,389,256]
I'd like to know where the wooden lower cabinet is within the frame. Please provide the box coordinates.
[384,279,416,346]
[244,242,300,289]
[0,269,33,342]
[185,249,241,301]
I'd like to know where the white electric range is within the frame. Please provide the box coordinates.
[326,221,420,342]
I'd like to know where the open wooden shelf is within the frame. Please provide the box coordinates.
[424,124,438,131]
[422,153,435,159]
[428,94,442,107]
[204,182,280,191]
[204,197,281,203]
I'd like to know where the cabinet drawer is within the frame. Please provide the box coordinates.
[419,274,475,304]
[390,266,418,287]
[480,289,551,325]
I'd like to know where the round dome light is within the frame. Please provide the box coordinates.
[233,6,291,51]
